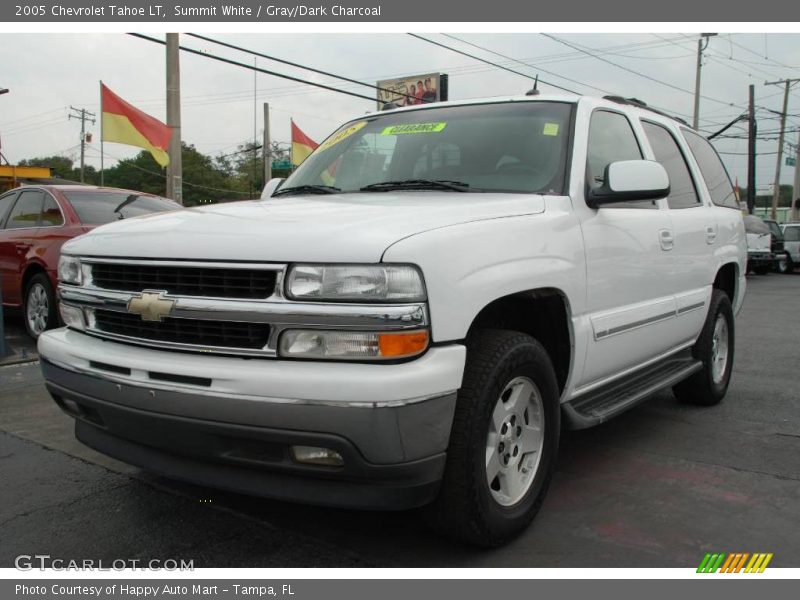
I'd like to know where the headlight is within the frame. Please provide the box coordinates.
[58,255,82,285]
[279,329,429,360]
[286,264,425,302]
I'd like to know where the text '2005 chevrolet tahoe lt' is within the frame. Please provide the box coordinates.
[39,95,747,546]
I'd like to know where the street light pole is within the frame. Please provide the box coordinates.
[693,33,717,130]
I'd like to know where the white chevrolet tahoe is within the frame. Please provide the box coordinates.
[39,95,747,546]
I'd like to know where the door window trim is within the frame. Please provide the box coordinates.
[0,190,20,229]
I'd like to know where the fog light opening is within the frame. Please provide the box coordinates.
[291,445,344,467]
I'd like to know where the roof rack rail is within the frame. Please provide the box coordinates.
[602,96,691,127]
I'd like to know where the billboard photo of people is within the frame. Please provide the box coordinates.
[377,73,447,109]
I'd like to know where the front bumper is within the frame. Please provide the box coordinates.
[747,251,775,268]
[38,329,466,509]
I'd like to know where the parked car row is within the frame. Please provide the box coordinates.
[744,215,800,275]
[0,184,180,338]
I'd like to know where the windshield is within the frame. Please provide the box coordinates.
[63,191,180,225]
[282,101,573,195]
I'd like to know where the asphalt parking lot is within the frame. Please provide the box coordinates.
[1,272,799,568]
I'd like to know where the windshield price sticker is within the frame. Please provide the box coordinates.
[381,122,448,135]
[318,121,369,152]
[543,123,560,136]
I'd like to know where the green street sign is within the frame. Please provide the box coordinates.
[786,156,797,167]
[272,160,292,170]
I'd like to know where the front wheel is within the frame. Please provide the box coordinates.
[429,329,560,547]
[24,273,58,340]
[673,289,734,406]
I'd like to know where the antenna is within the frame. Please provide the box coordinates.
[525,75,540,96]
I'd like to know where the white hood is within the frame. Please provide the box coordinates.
[63,192,546,263]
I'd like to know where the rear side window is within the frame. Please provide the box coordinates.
[41,195,64,226]
[0,192,16,227]
[682,129,738,209]
[5,190,44,229]
[785,226,800,242]
[641,121,700,209]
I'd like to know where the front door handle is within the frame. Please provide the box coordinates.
[705,225,717,245]
[659,229,674,251]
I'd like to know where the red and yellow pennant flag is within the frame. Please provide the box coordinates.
[291,119,318,166]
[101,83,172,167]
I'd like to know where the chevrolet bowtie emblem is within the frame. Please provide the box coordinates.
[127,291,176,322]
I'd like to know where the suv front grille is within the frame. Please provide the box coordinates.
[94,309,271,350]
[90,263,277,299]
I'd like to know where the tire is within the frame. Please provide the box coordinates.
[672,289,734,406]
[775,253,791,274]
[23,273,58,340]
[429,329,560,547]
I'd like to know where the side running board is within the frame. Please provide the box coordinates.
[562,351,703,430]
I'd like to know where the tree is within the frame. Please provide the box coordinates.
[17,155,99,184]
[103,143,241,206]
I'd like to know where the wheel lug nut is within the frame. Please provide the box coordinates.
[513,447,519,457]
[516,426,522,436]
[510,415,516,425]
[504,454,510,464]
[498,442,505,453]
[500,423,507,434]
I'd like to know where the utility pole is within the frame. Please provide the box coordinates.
[166,33,183,204]
[747,84,757,214]
[693,33,717,130]
[765,78,799,220]
[263,102,271,185]
[793,131,800,221]
[68,106,96,183]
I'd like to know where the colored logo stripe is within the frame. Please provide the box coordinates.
[697,552,773,573]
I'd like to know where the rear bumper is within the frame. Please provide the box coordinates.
[42,359,453,510]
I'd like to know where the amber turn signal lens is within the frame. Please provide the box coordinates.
[378,330,429,358]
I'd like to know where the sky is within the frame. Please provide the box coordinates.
[1,32,799,193]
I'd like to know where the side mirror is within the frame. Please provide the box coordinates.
[587,160,670,208]
[261,178,285,199]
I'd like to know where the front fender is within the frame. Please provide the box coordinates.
[382,200,586,343]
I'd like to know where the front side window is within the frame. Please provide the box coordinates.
[586,110,652,208]
[0,192,16,228]
[5,190,44,229]
[641,121,700,209]
[784,226,800,242]
[681,128,738,209]
[281,101,574,195]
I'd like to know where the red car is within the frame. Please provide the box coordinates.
[0,185,180,339]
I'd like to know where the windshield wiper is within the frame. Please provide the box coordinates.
[272,184,341,197]
[360,179,471,192]
[113,194,140,219]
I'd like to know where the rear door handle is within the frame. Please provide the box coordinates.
[705,225,717,244]
[659,229,674,251]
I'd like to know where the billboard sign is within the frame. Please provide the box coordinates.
[376,73,448,110]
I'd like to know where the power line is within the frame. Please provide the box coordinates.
[540,33,742,111]
[128,33,379,104]
[407,33,580,94]
[187,33,416,104]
